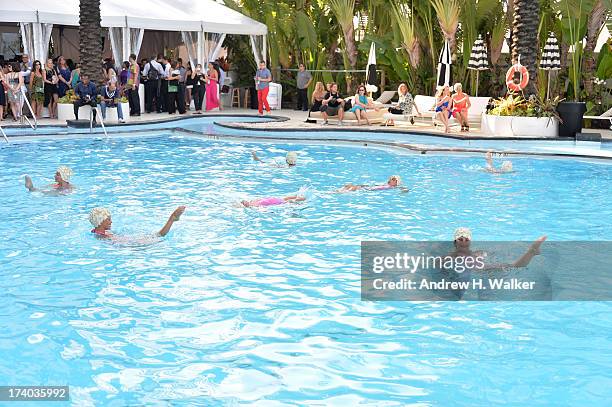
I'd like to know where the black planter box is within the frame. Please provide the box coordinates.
[557,101,586,138]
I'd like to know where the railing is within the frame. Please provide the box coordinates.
[90,107,109,139]
[0,124,8,143]
[20,88,37,131]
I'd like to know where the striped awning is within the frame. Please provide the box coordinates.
[468,34,489,71]
[540,32,561,71]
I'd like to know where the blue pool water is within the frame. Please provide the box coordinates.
[1,134,611,405]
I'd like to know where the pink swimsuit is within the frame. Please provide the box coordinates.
[255,197,286,207]
[367,184,393,191]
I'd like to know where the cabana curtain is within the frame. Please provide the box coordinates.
[19,22,53,62]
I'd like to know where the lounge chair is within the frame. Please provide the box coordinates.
[584,107,612,130]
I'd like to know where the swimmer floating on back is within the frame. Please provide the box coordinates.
[241,193,306,208]
[89,206,186,240]
[251,150,298,167]
[485,151,513,173]
[337,175,408,193]
[25,166,75,194]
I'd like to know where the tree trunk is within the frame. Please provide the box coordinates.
[79,0,103,85]
[511,0,540,95]
[583,0,606,94]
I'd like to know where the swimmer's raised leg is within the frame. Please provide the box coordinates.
[157,206,186,237]
[485,151,494,170]
[513,235,548,267]
[25,175,36,192]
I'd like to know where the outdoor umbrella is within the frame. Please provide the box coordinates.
[366,42,378,94]
[467,34,489,97]
[539,32,561,99]
[436,40,452,89]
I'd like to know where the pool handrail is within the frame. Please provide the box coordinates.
[20,88,37,131]
[91,107,109,139]
[0,124,7,143]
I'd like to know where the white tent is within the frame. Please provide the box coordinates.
[0,0,267,65]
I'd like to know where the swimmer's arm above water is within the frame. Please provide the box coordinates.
[157,206,186,237]
[251,151,263,162]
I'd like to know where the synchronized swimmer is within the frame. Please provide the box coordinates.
[25,166,74,194]
[24,153,528,246]
[337,175,409,193]
[485,151,513,173]
[252,151,298,167]
[89,206,186,239]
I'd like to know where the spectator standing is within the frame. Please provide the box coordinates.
[0,66,6,121]
[254,61,272,115]
[205,62,219,111]
[56,56,71,97]
[185,62,193,110]
[296,63,312,111]
[159,56,171,113]
[166,62,180,114]
[142,55,163,113]
[29,60,45,119]
[217,62,226,111]
[73,74,97,121]
[119,61,129,88]
[127,53,141,116]
[192,63,206,114]
[70,63,81,89]
[20,54,32,108]
[5,63,24,121]
[43,58,59,119]
[177,58,187,114]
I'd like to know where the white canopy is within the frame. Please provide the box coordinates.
[0,0,267,35]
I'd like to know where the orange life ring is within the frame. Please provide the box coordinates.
[505,64,529,92]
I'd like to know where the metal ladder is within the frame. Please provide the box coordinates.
[90,106,109,139]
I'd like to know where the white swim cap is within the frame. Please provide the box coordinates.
[286,152,298,165]
[89,207,111,227]
[454,227,472,241]
[390,175,401,184]
[501,161,513,172]
[57,166,74,181]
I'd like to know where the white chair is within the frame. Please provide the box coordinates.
[584,107,612,130]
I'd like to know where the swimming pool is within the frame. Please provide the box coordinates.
[1,132,611,405]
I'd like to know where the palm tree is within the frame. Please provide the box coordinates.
[511,0,540,95]
[430,0,461,58]
[328,0,357,91]
[583,0,607,94]
[79,0,103,84]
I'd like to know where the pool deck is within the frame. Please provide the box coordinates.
[2,108,612,160]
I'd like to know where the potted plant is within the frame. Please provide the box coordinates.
[57,90,80,121]
[553,0,593,137]
[482,95,562,137]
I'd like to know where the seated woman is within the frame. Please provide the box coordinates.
[89,206,185,239]
[337,175,408,193]
[485,151,513,173]
[386,82,421,126]
[251,151,297,167]
[435,85,452,133]
[25,166,74,194]
[451,83,471,132]
[241,195,305,208]
[309,82,326,116]
[349,85,372,125]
